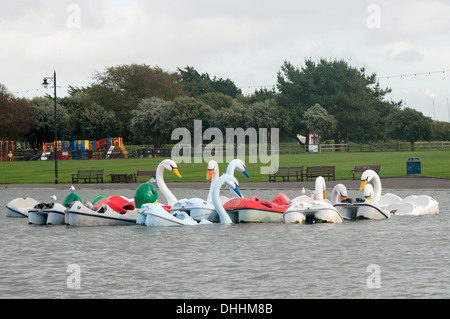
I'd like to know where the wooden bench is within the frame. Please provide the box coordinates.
[134,170,156,183]
[350,164,381,180]
[268,166,304,182]
[304,166,335,181]
[109,173,134,183]
[71,170,104,183]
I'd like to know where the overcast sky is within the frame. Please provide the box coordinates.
[1,0,449,122]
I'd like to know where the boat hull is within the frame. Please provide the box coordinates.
[28,203,67,225]
[66,201,137,226]
[6,198,39,218]
[334,200,390,220]
[222,197,288,223]
[284,201,344,224]
[141,203,201,227]
[169,198,217,222]
[46,208,66,225]
[226,209,284,223]
[28,210,48,225]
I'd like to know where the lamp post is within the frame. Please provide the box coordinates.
[42,70,58,184]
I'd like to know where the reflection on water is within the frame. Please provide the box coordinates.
[0,186,448,299]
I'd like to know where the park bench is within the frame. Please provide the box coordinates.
[134,170,156,183]
[268,166,304,182]
[304,166,335,181]
[109,173,134,183]
[71,170,104,183]
[350,164,381,180]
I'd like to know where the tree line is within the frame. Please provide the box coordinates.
[1,59,449,150]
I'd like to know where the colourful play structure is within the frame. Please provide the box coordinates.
[42,137,128,160]
[0,140,14,162]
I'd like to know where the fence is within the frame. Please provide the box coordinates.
[319,141,450,153]
[7,141,450,161]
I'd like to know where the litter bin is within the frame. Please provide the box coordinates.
[407,157,421,175]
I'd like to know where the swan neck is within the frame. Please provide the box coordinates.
[156,165,177,206]
[372,174,382,203]
[331,187,338,205]
[211,178,232,224]
[315,179,324,201]
[207,168,219,202]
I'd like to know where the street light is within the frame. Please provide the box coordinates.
[42,70,58,184]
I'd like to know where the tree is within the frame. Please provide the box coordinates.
[276,59,397,143]
[242,87,277,105]
[26,97,69,149]
[78,103,117,140]
[178,66,241,98]
[89,64,188,139]
[130,97,172,148]
[431,120,450,141]
[244,99,285,131]
[0,83,34,141]
[301,103,337,144]
[386,107,433,150]
[210,100,247,132]
[197,92,234,110]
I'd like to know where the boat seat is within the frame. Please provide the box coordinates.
[271,193,291,206]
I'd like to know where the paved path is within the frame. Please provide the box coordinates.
[1,176,450,190]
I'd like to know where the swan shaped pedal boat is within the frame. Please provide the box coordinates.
[283,176,344,224]
[379,193,439,216]
[334,170,397,220]
[136,159,183,225]
[168,159,250,222]
[141,174,241,227]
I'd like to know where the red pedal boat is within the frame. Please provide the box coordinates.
[222,193,291,223]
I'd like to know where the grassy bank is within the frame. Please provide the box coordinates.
[1,150,449,184]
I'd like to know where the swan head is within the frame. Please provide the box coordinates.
[159,159,182,178]
[360,169,378,191]
[206,160,219,180]
[217,174,243,198]
[334,183,348,201]
[228,159,250,178]
[363,184,374,200]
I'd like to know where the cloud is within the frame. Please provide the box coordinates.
[1,0,449,122]
[425,88,437,99]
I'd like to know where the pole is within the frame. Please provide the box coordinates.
[447,97,449,122]
[433,100,435,120]
[53,70,58,184]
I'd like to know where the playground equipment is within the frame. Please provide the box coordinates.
[42,137,128,160]
[0,141,14,162]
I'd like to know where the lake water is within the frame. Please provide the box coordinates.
[0,186,448,299]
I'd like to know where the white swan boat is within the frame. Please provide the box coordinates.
[136,159,183,225]
[334,170,391,220]
[379,192,439,216]
[142,174,240,226]
[6,197,39,218]
[168,159,250,222]
[283,176,344,224]
[335,184,390,220]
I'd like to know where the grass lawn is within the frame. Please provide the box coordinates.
[1,150,449,184]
